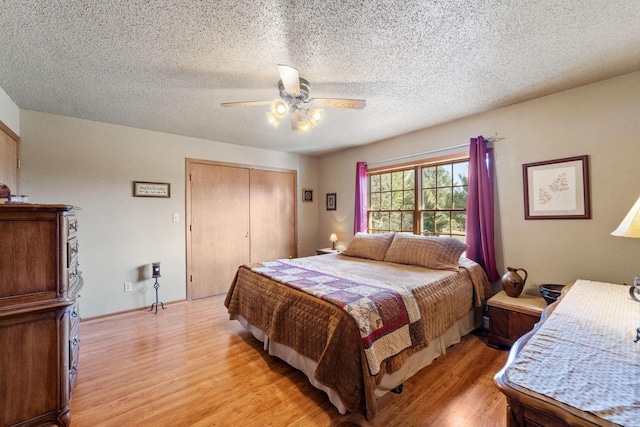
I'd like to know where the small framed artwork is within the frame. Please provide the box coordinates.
[133,181,171,198]
[326,193,337,211]
[302,189,313,202]
[523,155,590,219]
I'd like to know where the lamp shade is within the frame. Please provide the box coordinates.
[329,233,338,243]
[611,197,640,238]
[152,262,161,278]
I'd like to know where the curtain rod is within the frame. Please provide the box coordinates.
[366,135,502,167]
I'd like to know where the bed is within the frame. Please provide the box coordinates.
[494,279,640,427]
[224,233,492,419]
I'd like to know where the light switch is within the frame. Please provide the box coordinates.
[173,213,180,222]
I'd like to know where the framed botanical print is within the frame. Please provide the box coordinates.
[523,155,590,219]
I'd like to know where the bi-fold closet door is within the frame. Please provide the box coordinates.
[187,159,297,300]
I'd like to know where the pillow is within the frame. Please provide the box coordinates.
[341,232,395,261]
[383,233,467,271]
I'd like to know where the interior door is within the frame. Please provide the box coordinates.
[190,163,250,299]
[249,169,297,263]
[0,122,19,193]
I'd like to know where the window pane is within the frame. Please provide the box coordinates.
[371,192,381,210]
[391,191,404,210]
[381,192,392,210]
[392,171,404,191]
[437,164,452,186]
[453,186,467,210]
[371,175,380,192]
[390,211,402,231]
[381,173,391,191]
[379,212,390,231]
[437,187,452,209]
[453,162,468,186]
[404,170,415,190]
[452,212,466,235]
[423,189,436,209]
[422,167,436,188]
[402,212,414,231]
[421,212,435,235]
[371,212,381,230]
[436,211,451,234]
[403,190,415,210]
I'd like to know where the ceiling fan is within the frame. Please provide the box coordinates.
[221,65,366,133]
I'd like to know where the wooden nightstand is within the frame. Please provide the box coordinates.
[487,290,547,348]
[316,248,341,255]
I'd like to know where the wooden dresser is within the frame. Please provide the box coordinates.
[0,204,82,427]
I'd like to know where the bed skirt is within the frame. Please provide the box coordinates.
[232,307,482,414]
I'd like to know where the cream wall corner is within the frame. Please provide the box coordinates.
[19,111,318,317]
[318,71,640,293]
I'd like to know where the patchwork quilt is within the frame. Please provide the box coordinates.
[251,260,424,375]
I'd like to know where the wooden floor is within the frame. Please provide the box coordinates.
[70,296,509,426]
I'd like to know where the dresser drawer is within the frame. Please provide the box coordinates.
[67,237,79,268]
[68,264,80,288]
[67,215,79,239]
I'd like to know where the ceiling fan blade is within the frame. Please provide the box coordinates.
[309,98,366,109]
[290,110,300,130]
[278,64,300,96]
[220,100,272,107]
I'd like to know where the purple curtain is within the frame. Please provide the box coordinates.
[466,136,500,282]
[354,162,368,234]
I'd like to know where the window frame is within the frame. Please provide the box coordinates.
[367,152,469,237]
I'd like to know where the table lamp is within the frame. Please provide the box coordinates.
[611,196,640,342]
[329,233,338,250]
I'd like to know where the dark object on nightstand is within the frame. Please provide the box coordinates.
[500,267,528,298]
[539,284,565,305]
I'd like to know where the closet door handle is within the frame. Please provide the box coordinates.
[245,232,248,238]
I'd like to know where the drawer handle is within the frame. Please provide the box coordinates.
[72,336,81,346]
[70,362,78,374]
[69,270,78,279]
[71,310,79,318]
[70,221,79,232]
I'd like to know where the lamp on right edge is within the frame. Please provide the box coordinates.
[611,196,640,308]
[611,196,640,238]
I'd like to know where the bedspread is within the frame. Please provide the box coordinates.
[224,254,489,419]
[251,259,424,375]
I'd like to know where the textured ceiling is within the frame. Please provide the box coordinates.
[0,1,639,156]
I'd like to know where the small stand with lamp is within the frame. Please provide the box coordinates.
[149,261,166,314]
[611,196,640,342]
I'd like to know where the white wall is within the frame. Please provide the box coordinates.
[0,85,20,135]
[318,71,640,294]
[20,111,318,317]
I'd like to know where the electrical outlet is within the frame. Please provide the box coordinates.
[124,282,133,292]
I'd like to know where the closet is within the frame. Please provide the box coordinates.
[187,159,297,299]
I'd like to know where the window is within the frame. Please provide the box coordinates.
[368,157,469,239]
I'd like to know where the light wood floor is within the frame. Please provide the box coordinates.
[70,296,508,426]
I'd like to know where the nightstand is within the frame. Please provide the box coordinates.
[316,248,341,255]
[487,290,547,348]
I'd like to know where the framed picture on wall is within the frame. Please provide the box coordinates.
[326,193,336,211]
[133,181,171,198]
[523,155,590,219]
[302,189,313,202]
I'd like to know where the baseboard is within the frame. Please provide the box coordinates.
[81,299,188,323]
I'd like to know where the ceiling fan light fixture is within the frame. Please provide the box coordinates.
[297,117,314,134]
[308,108,324,126]
[266,112,281,128]
[271,99,288,119]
